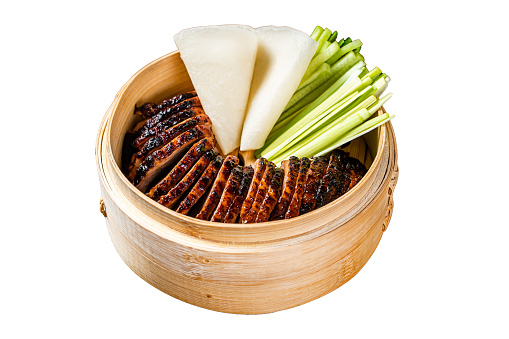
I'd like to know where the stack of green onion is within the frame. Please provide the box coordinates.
[256,26,395,165]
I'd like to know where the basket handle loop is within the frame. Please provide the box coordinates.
[382,164,399,232]
[99,198,107,218]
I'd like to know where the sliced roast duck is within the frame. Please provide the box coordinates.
[122,93,367,223]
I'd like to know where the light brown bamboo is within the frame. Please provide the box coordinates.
[95,51,399,314]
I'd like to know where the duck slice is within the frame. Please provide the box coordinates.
[135,91,197,119]
[239,158,267,223]
[122,104,203,173]
[224,165,254,223]
[157,149,217,209]
[270,156,300,220]
[343,156,367,193]
[146,137,215,200]
[195,155,239,220]
[129,114,211,171]
[130,96,202,137]
[300,156,328,215]
[134,103,158,120]
[255,167,284,223]
[122,131,139,173]
[130,125,213,193]
[210,165,244,222]
[133,106,205,151]
[324,150,350,197]
[285,157,311,219]
[156,91,197,115]
[243,161,275,224]
[315,151,345,208]
[176,155,224,215]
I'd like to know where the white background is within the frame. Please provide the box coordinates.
[2,1,508,338]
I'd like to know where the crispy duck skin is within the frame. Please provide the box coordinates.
[343,156,367,193]
[196,155,239,220]
[131,96,202,137]
[125,97,202,160]
[146,137,215,200]
[243,161,276,224]
[157,91,197,113]
[122,101,203,173]
[157,149,217,209]
[133,107,205,151]
[210,165,244,222]
[176,155,224,215]
[122,131,138,173]
[131,125,213,193]
[137,115,211,157]
[239,158,267,223]
[270,156,300,220]
[331,150,354,197]
[315,151,345,208]
[300,156,329,215]
[285,157,311,219]
[135,91,197,119]
[128,114,211,171]
[255,167,284,223]
[224,166,254,223]
[134,103,158,120]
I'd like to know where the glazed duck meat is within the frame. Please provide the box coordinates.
[255,167,284,223]
[122,93,369,224]
[223,166,254,223]
[132,106,205,151]
[242,161,275,224]
[285,157,311,219]
[315,151,346,209]
[315,150,368,206]
[122,99,203,172]
[158,149,218,209]
[196,155,239,220]
[146,137,215,200]
[135,91,197,119]
[210,165,244,222]
[134,103,158,120]
[343,156,368,193]
[270,156,300,220]
[176,155,224,215]
[239,158,267,223]
[130,125,213,192]
[132,96,202,137]
[157,91,198,114]
[130,114,211,169]
[300,156,328,215]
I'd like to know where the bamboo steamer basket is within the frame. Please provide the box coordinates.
[95,51,399,314]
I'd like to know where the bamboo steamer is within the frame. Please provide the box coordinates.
[95,51,399,314]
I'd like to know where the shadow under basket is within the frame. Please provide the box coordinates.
[95,51,399,314]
